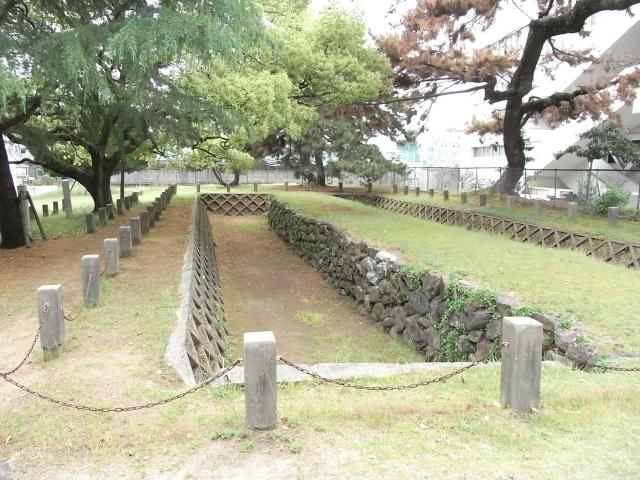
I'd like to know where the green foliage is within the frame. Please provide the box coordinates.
[211,427,250,440]
[556,122,640,165]
[395,264,429,289]
[593,182,631,214]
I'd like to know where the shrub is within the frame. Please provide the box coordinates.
[593,182,630,214]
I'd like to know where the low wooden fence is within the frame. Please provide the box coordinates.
[200,193,271,216]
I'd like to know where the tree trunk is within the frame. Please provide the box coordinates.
[314,149,325,187]
[500,102,527,194]
[0,136,26,248]
[230,169,240,186]
[86,153,115,210]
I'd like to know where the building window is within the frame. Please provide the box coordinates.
[473,145,505,157]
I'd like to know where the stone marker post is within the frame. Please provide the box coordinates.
[124,196,131,210]
[85,213,96,234]
[367,181,372,193]
[567,202,578,219]
[42,204,49,217]
[81,255,100,306]
[226,185,231,193]
[244,331,277,430]
[116,198,124,215]
[428,188,434,197]
[443,189,449,201]
[608,207,619,227]
[196,183,200,193]
[140,211,150,234]
[161,193,167,210]
[415,187,420,197]
[62,179,73,218]
[254,183,258,192]
[38,284,65,361]
[479,193,487,206]
[17,185,30,239]
[106,203,114,219]
[132,192,138,205]
[284,182,288,191]
[534,199,544,215]
[130,217,142,245]
[103,238,119,277]
[500,317,542,411]
[403,185,409,195]
[461,192,468,204]
[146,206,155,227]
[153,201,160,221]
[338,181,343,192]
[393,184,398,194]
[506,195,515,209]
[119,226,132,257]
[98,207,107,225]
[52,201,59,215]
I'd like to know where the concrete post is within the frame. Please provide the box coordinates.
[85,213,96,234]
[52,201,59,215]
[153,201,160,221]
[500,317,542,411]
[98,207,107,225]
[608,207,619,227]
[506,195,515,209]
[17,185,30,239]
[119,226,132,257]
[196,183,200,193]
[415,187,420,196]
[132,192,138,205]
[284,182,288,191]
[62,179,73,218]
[367,182,372,193]
[443,189,449,201]
[393,184,398,194]
[226,185,231,193]
[106,203,114,219]
[38,284,65,361]
[80,255,100,306]
[338,181,343,192]
[567,202,578,220]
[254,183,258,192]
[428,188,434,197]
[479,193,487,206]
[161,193,167,210]
[534,199,544,215]
[116,198,124,215]
[124,196,130,210]
[42,204,49,217]
[140,211,150,234]
[403,185,409,195]
[461,192,468,204]
[146,205,156,227]
[103,238,119,277]
[130,217,142,245]
[244,331,277,430]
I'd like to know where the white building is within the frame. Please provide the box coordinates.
[4,136,35,188]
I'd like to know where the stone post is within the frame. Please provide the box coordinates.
[534,199,544,215]
[132,192,138,205]
[42,204,49,217]
[443,189,449,201]
[119,226,132,257]
[38,284,65,361]
[226,185,231,193]
[106,203,114,219]
[254,183,258,192]
[393,184,398,194]
[284,182,288,191]
[153,201,160,221]
[98,207,107,225]
[81,255,100,306]
[124,196,131,210]
[130,217,142,245]
[461,192,468,204]
[196,183,201,193]
[85,213,96,234]
[567,202,578,219]
[500,317,542,411]
[161,193,167,210]
[62,179,73,218]
[367,181,372,193]
[479,193,487,206]
[506,195,515,209]
[403,185,409,195]
[244,331,277,431]
[608,207,619,227]
[338,181,343,192]
[116,198,124,215]
[415,187,420,196]
[103,238,119,277]
[52,201,59,215]
[146,206,156,227]
[17,185,30,239]
[140,211,150,234]
[428,188,434,197]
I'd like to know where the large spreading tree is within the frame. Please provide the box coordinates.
[380,0,640,193]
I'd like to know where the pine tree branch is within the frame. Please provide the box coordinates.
[0,96,41,131]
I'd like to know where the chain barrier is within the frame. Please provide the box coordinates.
[277,356,483,391]
[552,349,640,372]
[64,271,93,322]
[0,360,241,413]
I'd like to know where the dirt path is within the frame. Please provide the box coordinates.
[213,214,420,363]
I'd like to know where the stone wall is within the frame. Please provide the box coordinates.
[268,198,592,363]
[165,196,229,385]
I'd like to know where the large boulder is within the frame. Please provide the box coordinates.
[466,310,493,330]
[496,292,521,315]
[406,292,430,316]
[421,273,444,300]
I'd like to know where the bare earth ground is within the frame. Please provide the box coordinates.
[212,213,419,363]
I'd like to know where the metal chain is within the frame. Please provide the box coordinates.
[278,356,483,391]
[0,360,241,413]
[552,349,640,372]
[100,250,112,276]
[0,321,42,377]
[64,271,94,321]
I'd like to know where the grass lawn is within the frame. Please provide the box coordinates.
[275,192,640,353]
[382,190,640,245]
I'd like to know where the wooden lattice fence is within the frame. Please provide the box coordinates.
[339,195,640,271]
[200,193,271,215]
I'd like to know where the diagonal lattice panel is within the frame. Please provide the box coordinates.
[337,194,640,272]
[200,193,272,216]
